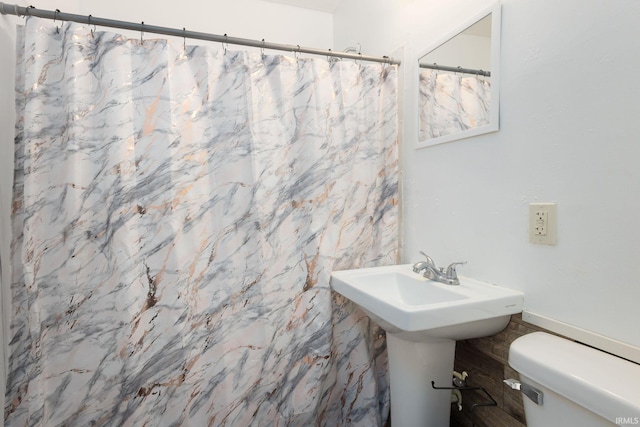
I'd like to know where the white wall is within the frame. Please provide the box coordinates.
[335,0,640,361]
[55,0,333,48]
[0,0,333,421]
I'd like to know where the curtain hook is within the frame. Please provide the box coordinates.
[183,27,186,51]
[223,33,228,55]
[88,15,95,38]
[295,45,300,61]
[54,9,60,34]
[261,38,265,58]
[381,55,389,71]
[140,21,144,45]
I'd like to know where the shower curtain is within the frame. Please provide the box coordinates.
[6,17,398,426]
[418,69,491,140]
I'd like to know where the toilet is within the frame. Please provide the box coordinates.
[507,332,640,426]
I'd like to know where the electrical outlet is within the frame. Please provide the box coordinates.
[534,210,547,236]
[529,203,557,245]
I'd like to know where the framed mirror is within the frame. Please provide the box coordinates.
[417,2,501,148]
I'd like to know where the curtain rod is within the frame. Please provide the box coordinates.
[419,62,490,77]
[0,2,400,65]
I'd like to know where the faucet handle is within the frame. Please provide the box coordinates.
[419,251,437,268]
[445,261,467,279]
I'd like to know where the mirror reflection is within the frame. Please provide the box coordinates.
[418,7,500,147]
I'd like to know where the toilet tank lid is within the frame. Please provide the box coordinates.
[508,332,640,422]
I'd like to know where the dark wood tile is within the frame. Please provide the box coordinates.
[449,314,557,426]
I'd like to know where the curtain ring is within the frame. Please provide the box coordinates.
[223,33,228,55]
[18,4,34,18]
[140,21,144,45]
[433,63,440,77]
[381,55,389,71]
[88,15,95,38]
[354,43,361,67]
[183,27,186,51]
[54,9,60,34]
[261,38,265,58]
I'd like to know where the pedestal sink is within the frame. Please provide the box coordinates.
[330,264,524,427]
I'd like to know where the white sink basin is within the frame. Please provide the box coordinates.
[330,264,525,427]
[331,264,523,340]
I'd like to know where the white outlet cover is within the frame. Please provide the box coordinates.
[529,203,557,245]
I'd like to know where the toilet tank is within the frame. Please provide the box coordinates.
[508,332,640,426]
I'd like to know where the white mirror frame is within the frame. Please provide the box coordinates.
[416,2,502,149]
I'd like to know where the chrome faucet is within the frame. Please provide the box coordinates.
[412,251,437,274]
[412,251,466,286]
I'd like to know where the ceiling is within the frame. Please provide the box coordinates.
[263,0,343,13]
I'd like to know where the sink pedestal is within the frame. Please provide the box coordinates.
[330,264,524,426]
[387,334,456,427]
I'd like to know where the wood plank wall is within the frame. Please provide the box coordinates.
[449,314,558,427]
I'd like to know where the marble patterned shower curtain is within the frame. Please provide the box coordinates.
[418,69,491,140]
[6,17,398,426]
